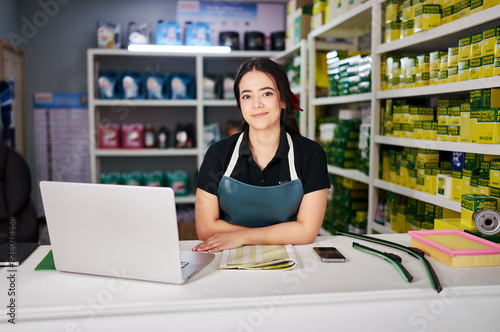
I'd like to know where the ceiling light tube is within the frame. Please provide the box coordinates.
[127,44,231,54]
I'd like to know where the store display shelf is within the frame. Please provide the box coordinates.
[203,99,237,107]
[374,179,461,212]
[312,93,372,106]
[95,148,199,157]
[328,165,370,184]
[90,48,278,58]
[273,41,303,63]
[375,135,500,155]
[174,195,196,204]
[371,222,394,234]
[377,10,500,54]
[93,99,198,107]
[309,1,373,39]
[377,76,500,99]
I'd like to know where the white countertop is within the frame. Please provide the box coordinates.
[2,234,500,331]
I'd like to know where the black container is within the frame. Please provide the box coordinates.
[219,31,240,50]
[271,31,285,51]
[244,31,265,51]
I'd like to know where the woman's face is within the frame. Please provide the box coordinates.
[238,70,285,132]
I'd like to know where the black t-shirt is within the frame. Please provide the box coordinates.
[196,127,330,196]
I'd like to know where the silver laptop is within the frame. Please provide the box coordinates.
[39,181,214,284]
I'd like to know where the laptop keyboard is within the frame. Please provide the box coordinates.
[181,262,189,269]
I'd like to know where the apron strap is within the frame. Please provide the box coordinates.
[224,131,298,181]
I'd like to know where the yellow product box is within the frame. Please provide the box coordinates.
[343,177,368,189]
[448,66,458,83]
[434,218,462,230]
[460,102,471,142]
[461,169,476,196]
[392,105,403,123]
[449,106,461,125]
[490,187,500,211]
[409,106,434,122]
[386,0,402,23]
[470,88,500,110]
[440,52,449,72]
[448,46,459,67]
[438,98,463,107]
[415,72,430,86]
[385,21,401,43]
[437,106,449,125]
[430,69,440,84]
[402,0,414,20]
[469,57,482,80]
[401,20,415,38]
[312,0,327,15]
[460,194,497,229]
[401,104,411,123]
[451,170,463,202]
[417,149,440,164]
[470,0,484,13]
[448,125,460,141]
[482,54,495,77]
[458,0,471,19]
[470,177,479,194]
[471,32,484,59]
[458,59,470,81]
[438,69,448,83]
[491,159,500,189]
[393,123,402,137]
[482,27,500,57]
[395,205,408,233]
[440,5,454,25]
[414,4,441,33]
[417,54,430,73]
[495,57,500,76]
[437,125,448,141]
[442,0,458,7]
[429,50,441,70]
[458,36,472,61]
[437,173,453,198]
[476,108,500,144]
[408,168,417,189]
[484,0,499,8]
[416,176,425,192]
[468,108,482,142]
[477,177,490,195]
[413,120,423,138]
[424,203,442,229]
[422,121,438,140]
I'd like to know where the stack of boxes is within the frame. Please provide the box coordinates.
[326,50,372,96]
[286,0,313,49]
[323,175,368,233]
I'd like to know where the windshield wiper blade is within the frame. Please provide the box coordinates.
[337,230,442,293]
[353,242,413,283]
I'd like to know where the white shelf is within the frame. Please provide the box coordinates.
[377,10,500,54]
[377,76,500,99]
[309,1,373,39]
[375,136,500,156]
[95,148,199,157]
[374,179,461,212]
[327,165,370,185]
[202,100,237,107]
[312,93,372,106]
[175,195,196,204]
[94,99,198,107]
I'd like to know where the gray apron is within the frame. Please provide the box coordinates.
[218,132,304,227]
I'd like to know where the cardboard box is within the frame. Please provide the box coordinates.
[476,108,500,144]
[460,194,497,229]
[451,170,463,202]
[414,4,442,33]
[470,0,484,13]
[469,57,482,80]
[491,159,500,189]
[460,102,471,142]
[458,36,472,61]
[385,21,402,43]
[482,27,500,56]
[483,54,495,77]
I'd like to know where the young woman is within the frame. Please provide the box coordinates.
[193,58,330,253]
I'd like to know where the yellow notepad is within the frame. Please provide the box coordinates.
[219,245,296,270]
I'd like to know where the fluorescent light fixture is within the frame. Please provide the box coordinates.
[127,44,231,54]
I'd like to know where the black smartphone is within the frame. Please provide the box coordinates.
[313,247,346,263]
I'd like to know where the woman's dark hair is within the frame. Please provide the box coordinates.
[233,58,300,134]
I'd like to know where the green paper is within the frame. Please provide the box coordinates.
[35,250,56,271]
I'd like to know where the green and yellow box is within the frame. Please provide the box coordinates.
[482,27,500,57]
[422,121,438,140]
[417,149,440,164]
[495,57,500,76]
[458,59,470,81]
[477,177,491,195]
[394,204,408,233]
[413,120,424,138]
[386,0,402,22]
[438,68,449,83]
[472,32,484,59]
[491,159,500,189]
[470,0,484,12]
[468,108,482,142]
[408,168,418,189]
[483,0,498,9]
[402,0,414,20]
[460,102,471,142]
[414,4,441,33]
[483,54,495,77]
[409,105,434,122]
[490,187,500,210]
[448,125,460,141]
[458,0,471,19]
[437,106,449,125]
[416,175,425,192]
[461,169,476,196]
[461,194,497,229]
[385,21,402,43]
[430,69,440,84]
[415,72,430,86]
[469,57,483,80]
[424,168,437,194]
[437,125,448,141]
[449,106,461,125]
[476,108,500,144]
[417,54,430,73]
[440,5,454,25]
[401,20,415,38]
[434,218,463,230]
[459,36,472,61]
[424,203,442,229]
[451,170,463,201]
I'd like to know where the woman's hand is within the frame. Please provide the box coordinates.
[192,231,245,253]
